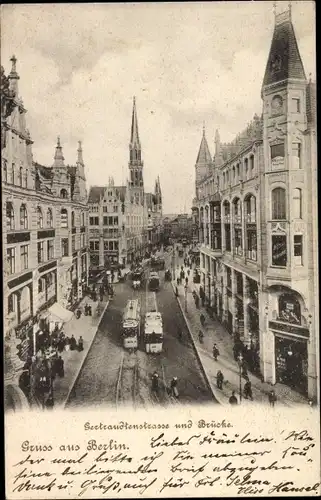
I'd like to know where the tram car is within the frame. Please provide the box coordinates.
[122,299,141,350]
[132,267,144,289]
[148,272,160,291]
[144,292,163,353]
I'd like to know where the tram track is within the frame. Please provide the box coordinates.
[115,351,140,409]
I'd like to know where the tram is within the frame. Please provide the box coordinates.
[132,267,144,289]
[122,299,141,350]
[144,292,163,353]
[148,272,160,291]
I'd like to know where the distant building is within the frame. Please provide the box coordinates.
[87,98,162,268]
[192,7,318,402]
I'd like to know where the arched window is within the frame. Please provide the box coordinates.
[20,204,28,229]
[60,189,68,199]
[61,208,68,228]
[233,198,242,222]
[71,211,75,227]
[47,208,53,228]
[6,202,15,230]
[19,166,23,186]
[272,187,286,220]
[250,155,254,173]
[244,158,249,180]
[12,163,15,184]
[293,188,302,219]
[3,160,8,183]
[81,212,85,226]
[37,207,43,228]
[232,166,235,182]
[278,293,301,325]
[245,194,256,223]
[25,169,28,188]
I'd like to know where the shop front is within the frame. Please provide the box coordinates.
[274,334,308,396]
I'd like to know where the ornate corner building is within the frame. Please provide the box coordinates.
[87,97,163,270]
[192,8,318,402]
[2,57,89,403]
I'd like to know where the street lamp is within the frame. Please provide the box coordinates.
[184,284,188,312]
[238,353,243,403]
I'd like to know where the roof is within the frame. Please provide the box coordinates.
[221,114,263,163]
[34,162,53,180]
[88,186,105,203]
[196,128,212,165]
[262,11,306,88]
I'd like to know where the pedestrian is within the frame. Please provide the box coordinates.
[195,295,200,309]
[57,356,64,377]
[242,362,248,379]
[185,276,188,286]
[170,377,179,398]
[187,268,190,277]
[64,336,70,351]
[175,286,179,297]
[216,370,224,390]
[88,305,92,316]
[78,336,84,352]
[229,391,238,405]
[176,276,180,286]
[200,313,205,327]
[198,330,204,344]
[76,308,81,319]
[268,390,277,407]
[213,343,220,361]
[45,391,54,409]
[70,334,77,351]
[244,379,253,400]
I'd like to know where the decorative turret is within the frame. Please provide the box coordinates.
[8,55,20,95]
[53,136,65,168]
[195,125,212,195]
[77,140,84,165]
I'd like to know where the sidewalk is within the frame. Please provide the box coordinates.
[52,294,109,408]
[172,265,308,408]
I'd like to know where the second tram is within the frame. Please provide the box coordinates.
[122,299,141,350]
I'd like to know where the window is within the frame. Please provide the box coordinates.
[113,216,119,225]
[272,234,287,267]
[108,216,113,225]
[247,230,257,260]
[90,240,99,251]
[244,158,248,180]
[245,195,256,223]
[103,206,108,213]
[113,205,118,212]
[7,248,15,274]
[293,188,302,219]
[20,245,29,270]
[114,241,119,251]
[80,233,86,248]
[272,187,286,220]
[8,294,15,314]
[294,235,303,265]
[47,208,53,228]
[47,240,54,259]
[19,167,23,186]
[25,169,28,188]
[37,207,43,228]
[103,216,108,225]
[60,189,68,199]
[291,98,300,113]
[3,160,7,182]
[12,163,15,184]
[271,143,285,159]
[71,211,75,227]
[292,143,302,169]
[89,216,99,226]
[104,241,109,251]
[6,202,15,230]
[234,228,242,255]
[72,235,76,252]
[81,212,85,226]
[37,241,44,263]
[233,199,242,223]
[225,225,231,251]
[61,208,68,228]
[38,279,43,294]
[278,293,301,324]
[20,204,28,229]
[61,238,69,256]
[250,155,254,173]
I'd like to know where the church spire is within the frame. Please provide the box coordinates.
[129,96,142,165]
[53,136,65,167]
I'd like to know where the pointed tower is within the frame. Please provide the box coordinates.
[195,124,212,197]
[51,137,70,198]
[73,140,87,201]
[8,55,20,95]
[128,96,144,204]
[154,175,162,215]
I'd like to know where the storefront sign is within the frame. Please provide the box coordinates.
[269,321,309,338]
[7,231,30,244]
[8,272,32,290]
[37,229,55,240]
[15,316,37,339]
[271,156,284,170]
[272,235,287,267]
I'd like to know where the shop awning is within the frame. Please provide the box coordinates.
[48,303,74,323]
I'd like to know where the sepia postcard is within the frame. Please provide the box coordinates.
[2,1,320,498]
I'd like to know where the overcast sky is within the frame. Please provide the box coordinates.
[2,2,315,213]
